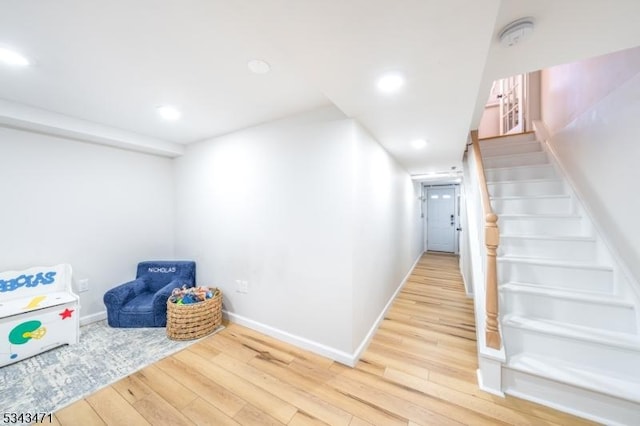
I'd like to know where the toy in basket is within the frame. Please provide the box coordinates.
[166,286,222,340]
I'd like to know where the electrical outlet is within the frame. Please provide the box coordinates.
[236,279,249,294]
[78,279,89,293]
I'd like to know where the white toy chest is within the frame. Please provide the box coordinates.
[0,264,80,367]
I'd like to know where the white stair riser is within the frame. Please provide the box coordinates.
[503,368,640,425]
[479,133,537,149]
[499,237,596,261]
[499,217,586,236]
[498,261,613,293]
[492,197,573,215]
[501,291,636,333]
[489,180,566,197]
[503,326,640,382]
[486,165,557,182]
[482,142,542,158]
[483,151,548,168]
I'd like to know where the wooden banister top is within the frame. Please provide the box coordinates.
[471,130,494,218]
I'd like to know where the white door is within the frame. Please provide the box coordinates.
[499,74,524,135]
[427,187,456,252]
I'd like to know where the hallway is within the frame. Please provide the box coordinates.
[54,253,593,425]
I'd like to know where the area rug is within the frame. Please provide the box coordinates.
[0,320,223,417]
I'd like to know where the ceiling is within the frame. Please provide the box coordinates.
[1,0,639,174]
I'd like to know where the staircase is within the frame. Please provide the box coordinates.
[479,132,640,425]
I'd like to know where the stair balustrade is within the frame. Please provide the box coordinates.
[470,130,502,350]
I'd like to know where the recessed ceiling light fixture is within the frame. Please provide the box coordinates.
[247,59,271,74]
[0,47,29,66]
[411,139,428,149]
[499,17,535,47]
[157,105,181,121]
[377,72,405,94]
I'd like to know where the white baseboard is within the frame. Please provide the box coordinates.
[351,251,424,363]
[460,267,474,298]
[224,251,425,367]
[223,310,356,366]
[80,310,106,326]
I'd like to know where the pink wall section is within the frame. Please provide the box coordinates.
[477,104,500,139]
[539,45,640,288]
[541,46,640,133]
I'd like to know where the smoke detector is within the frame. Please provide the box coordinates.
[247,59,271,74]
[499,18,534,47]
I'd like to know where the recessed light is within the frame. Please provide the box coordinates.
[247,59,271,74]
[377,72,405,93]
[411,139,427,149]
[0,47,29,66]
[157,105,181,121]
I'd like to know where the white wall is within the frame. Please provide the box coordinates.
[174,107,355,355]
[351,123,423,352]
[174,107,422,361]
[0,104,422,361]
[458,177,474,296]
[0,127,175,321]
[527,71,542,129]
[541,46,640,285]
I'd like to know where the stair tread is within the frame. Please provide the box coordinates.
[499,213,582,219]
[481,136,538,144]
[507,353,640,403]
[491,194,571,200]
[479,131,536,140]
[502,314,640,350]
[485,163,553,171]
[500,234,595,242]
[481,151,546,161]
[500,282,632,306]
[498,256,612,271]
[488,178,562,185]
[480,141,542,154]
[480,138,540,149]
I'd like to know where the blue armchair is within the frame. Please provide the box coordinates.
[104,261,196,328]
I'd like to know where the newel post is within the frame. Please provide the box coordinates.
[485,212,501,349]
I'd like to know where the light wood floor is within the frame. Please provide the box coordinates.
[51,253,595,425]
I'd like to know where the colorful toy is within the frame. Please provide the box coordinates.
[169,285,218,304]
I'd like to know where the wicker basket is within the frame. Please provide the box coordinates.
[166,288,222,340]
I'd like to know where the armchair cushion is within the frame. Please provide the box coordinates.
[120,293,154,313]
[104,261,196,328]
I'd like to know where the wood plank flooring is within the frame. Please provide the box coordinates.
[51,253,595,425]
